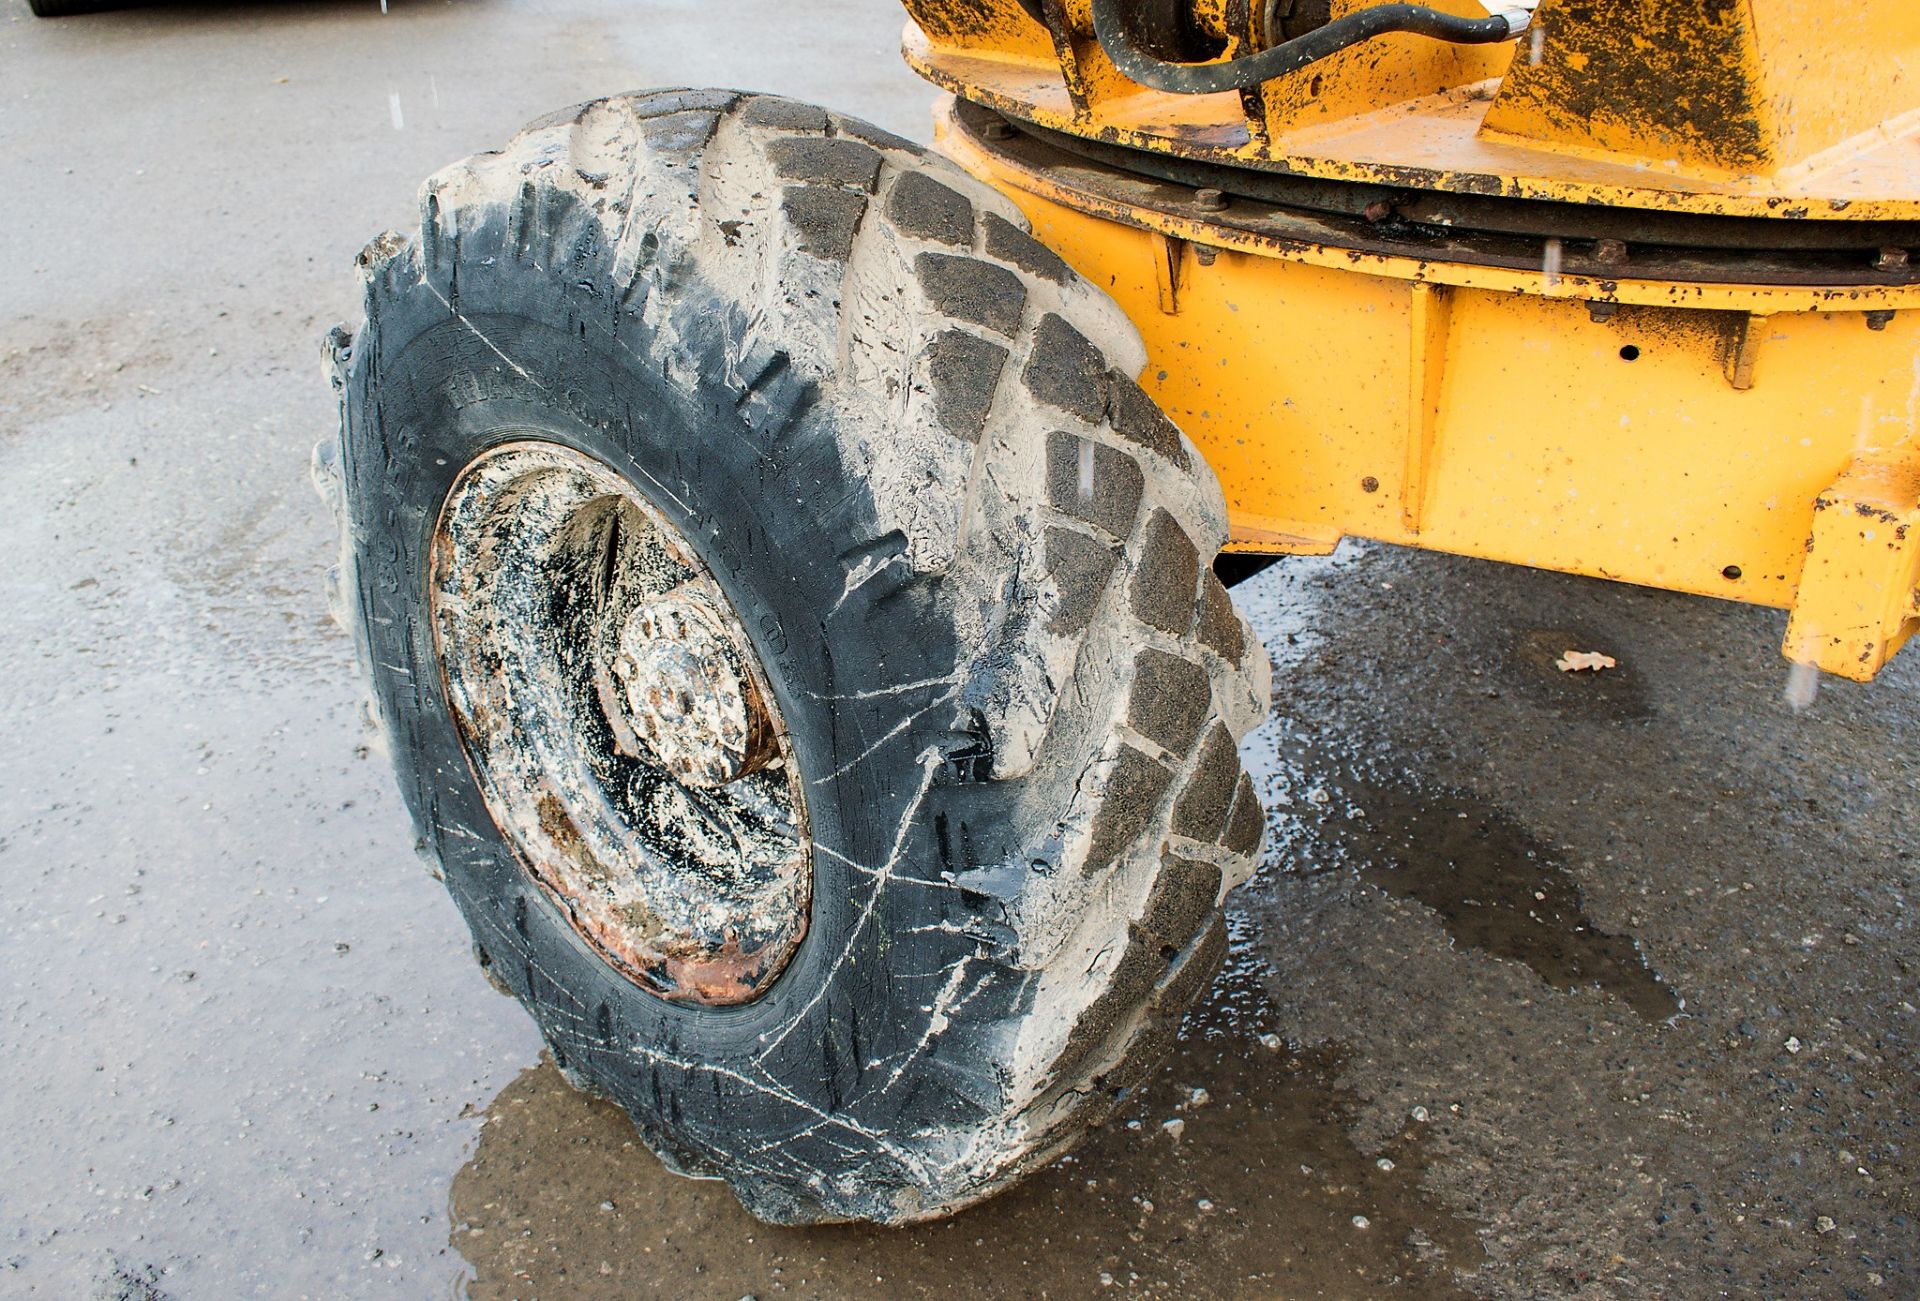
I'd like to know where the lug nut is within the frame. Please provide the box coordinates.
[1194,187,1228,212]
[1876,246,1910,272]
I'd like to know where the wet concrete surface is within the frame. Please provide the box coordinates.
[2,2,1916,1297]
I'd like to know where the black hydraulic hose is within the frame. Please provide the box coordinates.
[1089,0,1530,95]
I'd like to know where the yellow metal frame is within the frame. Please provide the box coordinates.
[907,0,1920,679]
[904,0,1920,219]
[938,103,1920,680]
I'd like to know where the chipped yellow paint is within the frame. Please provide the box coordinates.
[909,1,1920,670]
[956,143,1920,313]
[1243,0,1514,136]
[1485,1,1920,180]
[902,0,1920,219]
[937,104,1920,675]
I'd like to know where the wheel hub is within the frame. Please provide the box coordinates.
[609,590,772,788]
[429,441,809,1005]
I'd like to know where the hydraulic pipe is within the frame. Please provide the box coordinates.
[1089,0,1529,95]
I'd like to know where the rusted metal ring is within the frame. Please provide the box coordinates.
[430,442,810,1005]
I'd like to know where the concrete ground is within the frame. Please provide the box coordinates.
[1,1,1914,1297]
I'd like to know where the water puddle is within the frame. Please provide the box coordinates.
[449,915,1485,1297]
[1264,743,1679,1023]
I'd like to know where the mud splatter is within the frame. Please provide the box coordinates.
[92,1257,172,1301]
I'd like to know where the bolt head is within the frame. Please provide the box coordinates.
[1194,187,1228,212]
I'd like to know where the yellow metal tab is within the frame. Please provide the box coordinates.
[1150,231,1184,314]
[1785,450,1920,681]
[1402,281,1454,535]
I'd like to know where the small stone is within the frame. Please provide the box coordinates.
[1555,649,1617,672]
[1410,1106,1430,1123]
[1099,1273,1115,1288]
[600,1200,615,1211]
[1259,1033,1284,1052]
[1376,1158,1395,1172]
[1197,1198,1214,1212]
[1186,1087,1211,1110]
[1161,1117,1186,1140]
[1816,1215,1836,1234]
[1352,1215,1371,1230]
[1785,1036,1803,1054]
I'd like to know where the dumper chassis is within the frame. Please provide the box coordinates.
[301,0,1920,1222]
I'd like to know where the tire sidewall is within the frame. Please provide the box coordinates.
[347,242,983,1203]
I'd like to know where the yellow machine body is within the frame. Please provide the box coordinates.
[901,0,1920,680]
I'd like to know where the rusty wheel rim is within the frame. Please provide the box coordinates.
[430,441,810,1005]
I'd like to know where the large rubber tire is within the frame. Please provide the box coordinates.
[316,89,1270,1224]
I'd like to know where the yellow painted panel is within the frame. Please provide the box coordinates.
[904,12,1920,218]
[1484,0,1920,178]
[1749,1,1920,169]
[1247,0,1513,133]
[1482,0,1771,175]
[996,166,1920,616]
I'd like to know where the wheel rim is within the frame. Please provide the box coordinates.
[430,441,810,1005]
